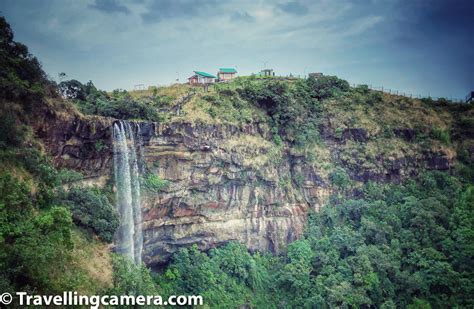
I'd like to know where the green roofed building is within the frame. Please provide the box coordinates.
[217,68,237,81]
[188,71,217,85]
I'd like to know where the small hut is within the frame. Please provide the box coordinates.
[217,68,237,81]
[188,71,216,85]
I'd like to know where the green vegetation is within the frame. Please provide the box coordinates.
[153,172,474,308]
[0,149,118,294]
[58,80,163,121]
[94,140,107,152]
[59,186,119,243]
[306,75,350,100]
[237,77,325,147]
[142,173,170,193]
[329,166,351,189]
[432,128,451,145]
[0,17,52,106]
[0,16,122,296]
[1,13,473,308]
[156,242,272,308]
[0,173,72,293]
[107,254,159,307]
[0,110,28,147]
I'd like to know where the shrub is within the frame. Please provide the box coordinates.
[306,75,350,100]
[20,148,59,185]
[94,140,107,152]
[60,186,119,242]
[202,94,217,103]
[0,111,27,147]
[382,126,394,138]
[238,79,322,148]
[61,80,161,121]
[329,166,351,189]
[0,173,75,293]
[431,128,451,145]
[207,107,217,118]
[293,171,305,187]
[458,117,474,134]
[142,173,169,193]
[57,169,83,184]
[58,79,87,100]
[218,89,235,97]
[273,134,283,146]
[108,254,159,298]
[355,84,370,94]
[367,91,384,105]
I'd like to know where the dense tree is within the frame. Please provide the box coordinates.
[0,16,49,104]
[58,79,162,121]
[107,254,159,307]
[59,186,119,243]
[237,78,323,148]
[0,174,73,293]
[306,75,350,100]
[151,172,474,308]
[58,79,87,100]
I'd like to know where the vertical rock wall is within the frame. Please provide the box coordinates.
[35,109,459,267]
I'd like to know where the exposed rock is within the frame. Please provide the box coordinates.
[425,153,451,170]
[342,128,368,142]
[34,109,458,267]
[137,122,327,266]
[33,107,114,180]
[345,152,452,183]
[393,128,416,142]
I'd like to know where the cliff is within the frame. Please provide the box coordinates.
[33,90,473,268]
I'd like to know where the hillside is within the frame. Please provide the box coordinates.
[1,15,474,308]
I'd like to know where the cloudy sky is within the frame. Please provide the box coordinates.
[1,0,472,98]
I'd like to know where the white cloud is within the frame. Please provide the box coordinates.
[4,0,466,99]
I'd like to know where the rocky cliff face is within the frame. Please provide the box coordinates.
[33,105,114,186]
[35,106,459,267]
[138,122,329,266]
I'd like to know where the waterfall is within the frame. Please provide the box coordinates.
[112,120,144,265]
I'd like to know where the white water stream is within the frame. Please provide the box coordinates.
[112,120,143,265]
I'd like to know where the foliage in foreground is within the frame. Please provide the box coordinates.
[0,172,72,293]
[59,186,119,243]
[108,254,159,308]
[0,149,120,295]
[0,16,51,105]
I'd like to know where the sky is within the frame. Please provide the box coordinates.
[0,0,472,99]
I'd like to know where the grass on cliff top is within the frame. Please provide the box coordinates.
[168,77,462,135]
[324,90,454,137]
[128,83,192,101]
[157,78,471,179]
[322,86,469,166]
[171,85,268,125]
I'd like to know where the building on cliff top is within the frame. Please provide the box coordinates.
[217,68,237,81]
[257,69,274,77]
[188,71,216,85]
[308,72,323,78]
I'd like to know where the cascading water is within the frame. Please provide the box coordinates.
[112,120,144,265]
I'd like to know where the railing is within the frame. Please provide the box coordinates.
[351,84,467,104]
